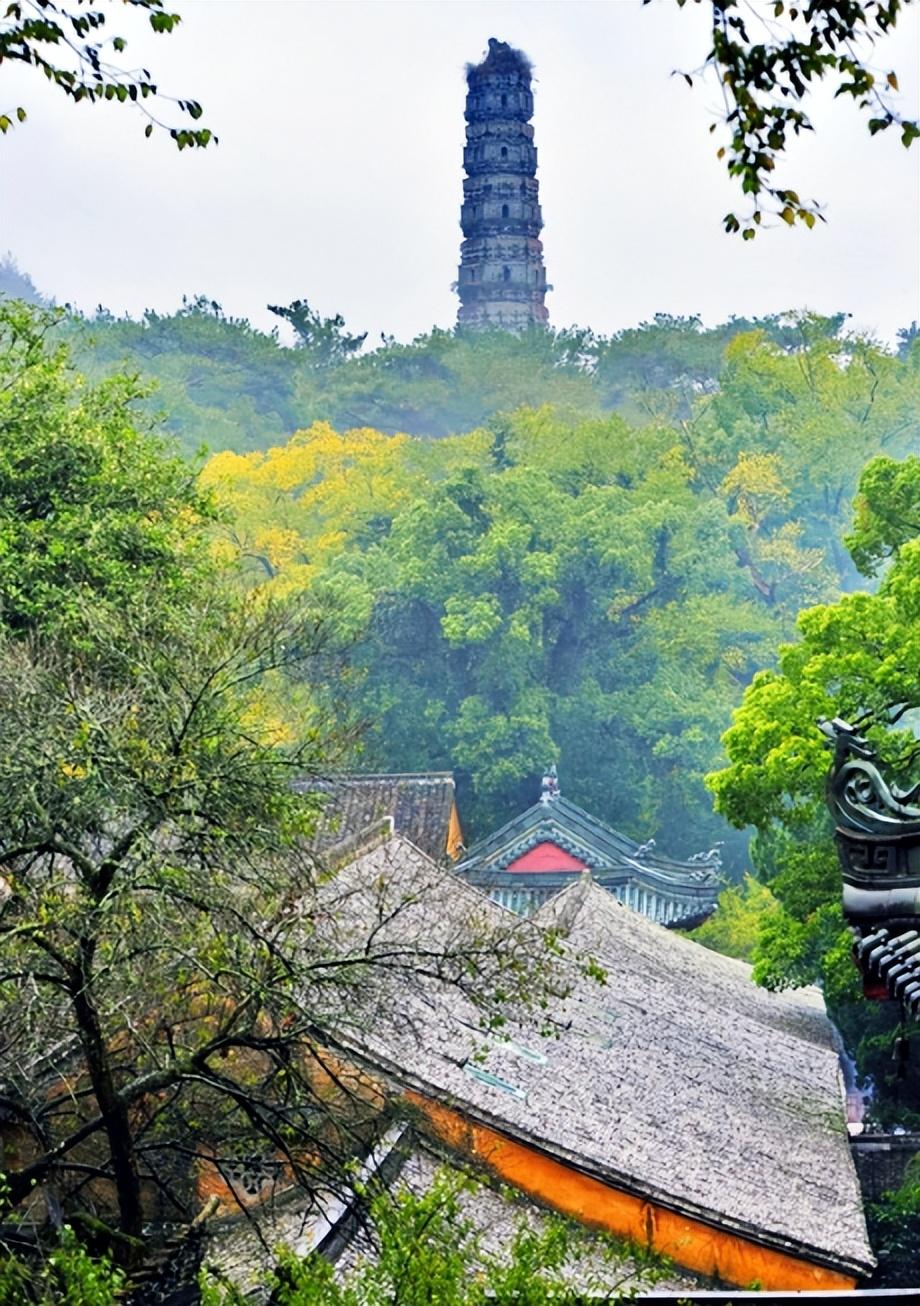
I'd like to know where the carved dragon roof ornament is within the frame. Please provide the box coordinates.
[823,716,920,1016]
[821,716,920,839]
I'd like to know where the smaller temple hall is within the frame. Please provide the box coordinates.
[454,766,721,927]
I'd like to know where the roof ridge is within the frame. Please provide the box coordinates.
[458,796,717,881]
[532,871,593,931]
[312,771,456,784]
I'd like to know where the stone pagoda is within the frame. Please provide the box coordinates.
[456,38,550,329]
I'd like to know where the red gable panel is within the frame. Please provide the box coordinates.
[506,841,587,873]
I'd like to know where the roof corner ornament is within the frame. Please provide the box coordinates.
[821,716,920,842]
[823,716,920,1015]
[540,763,559,805]
[687,843,723,879]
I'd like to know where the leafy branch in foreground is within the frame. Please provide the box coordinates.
[0,599,560,1271]
[199,1164,661,1305]
[0,0,215,148]
[659,0,918,236]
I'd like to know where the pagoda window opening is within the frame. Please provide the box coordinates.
[502,204,510,218]
[501,145,508,158]
[502,265,511,282]
[501,93,508,107]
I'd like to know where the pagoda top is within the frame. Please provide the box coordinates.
[466,37,532,82]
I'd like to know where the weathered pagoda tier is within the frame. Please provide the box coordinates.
[456,38,550,329]
[454,768,721,927]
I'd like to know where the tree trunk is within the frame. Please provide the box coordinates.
[71,946,144,1260]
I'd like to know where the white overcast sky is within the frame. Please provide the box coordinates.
[3,0,919,344]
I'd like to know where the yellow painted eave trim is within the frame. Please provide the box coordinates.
[406,1091,861,1293]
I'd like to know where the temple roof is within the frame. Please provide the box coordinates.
[455,792,721,887]
[316,837,873,1280]
[538,873,834,1051]
[207,1136,705,1296]
[296,772,458,863]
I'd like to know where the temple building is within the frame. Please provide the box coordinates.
[456,38,550,329]
[206,834,874,1292]
[3,824,874,1293]
[454,766,721,927]
[297,771,463,863]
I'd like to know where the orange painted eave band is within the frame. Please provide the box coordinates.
[405,1091,860,1293]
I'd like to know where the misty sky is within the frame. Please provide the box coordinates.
[3,0,919,344]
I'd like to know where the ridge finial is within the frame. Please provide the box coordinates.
[540,763,559,804]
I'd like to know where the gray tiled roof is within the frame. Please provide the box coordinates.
[538,874,835,1051]
[295,772,457,862]
[455,795,720,886]
[853,925,920,1016]
[206,1138,704,1297]
[317,838,874,1280]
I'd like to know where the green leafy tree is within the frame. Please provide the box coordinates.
[222,406,785,854]
[663,0,919,235]
[0,1224,125,1306]
[865,1155,920,1287]
[268,299,368,368]
[200,1166,660,1305]
[685,316,920,593]
[687,873,779,960]
[183,313,920,852]
[0,304,549,1269]
[0,300,218,638]
[707,448,920,1107]
[304,326,600,438]
[0,0,214,147]
[74,295,299,456]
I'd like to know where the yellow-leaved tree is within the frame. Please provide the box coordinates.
[202,422,414,593]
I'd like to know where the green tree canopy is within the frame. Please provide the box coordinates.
[267,298,368,367]
[0,0,213,147]
[663,0,919,236]
[707,448,920,1106]
[0,300,217,642]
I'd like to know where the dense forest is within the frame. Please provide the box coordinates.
[6,257,917,864]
